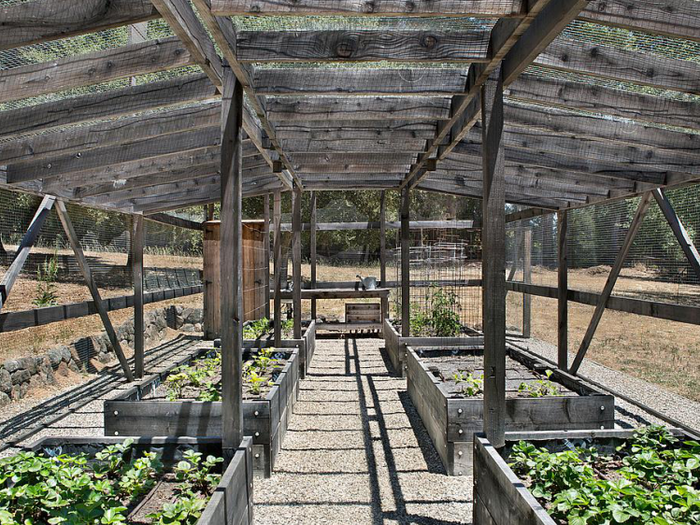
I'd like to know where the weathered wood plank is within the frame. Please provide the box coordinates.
[557,210,567,370]
[237,30,490,63]
[210,0,524,16]
[0,0,159,51]
[0,36,192,105]
[652,188,700,281]
[273,120,436,141]
[401,187,410,337]
[278,138,428,153]
[132,215,144,378]
[0,74,217,140]
[292,184,302,339]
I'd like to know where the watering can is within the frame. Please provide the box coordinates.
[356,274,378,290]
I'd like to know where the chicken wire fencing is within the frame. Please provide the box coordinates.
[0,189,203,360]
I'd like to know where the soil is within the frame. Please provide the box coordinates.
[418,350,575,399]
[148,350,292,401]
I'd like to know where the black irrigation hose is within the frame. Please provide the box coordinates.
[506,338,700,441]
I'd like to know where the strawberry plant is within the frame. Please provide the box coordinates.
[518,370,561,398]
[508,426,700,525]
[454,370,483,397]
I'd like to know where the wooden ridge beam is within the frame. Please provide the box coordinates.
[273,121,436,141]
[0,0,160,51]
[580,0,700,43]
[264,96,452,122]
[507,72,700,132]
[210,0,525,17]
[236,30,490,63]
[253,68,469,96]
[534,37,700,95]
[402,0,589,190]
[191,0,299,191]
[0,36,192,105]
[278,138,427,153]
[295,164,411,174]
[291,153,416,166]
[0,74,217,141]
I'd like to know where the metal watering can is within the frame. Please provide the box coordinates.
[356,274,378,290]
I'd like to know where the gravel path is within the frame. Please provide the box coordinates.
[254,338,473,525]
[0,334,210,458]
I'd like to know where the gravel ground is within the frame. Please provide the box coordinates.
[254,338,473,525]
[0,334,211,458]
[512,337,700,432]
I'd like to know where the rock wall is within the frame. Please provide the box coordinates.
[0,306,204,406]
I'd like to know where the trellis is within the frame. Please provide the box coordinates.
[1,0,700,454]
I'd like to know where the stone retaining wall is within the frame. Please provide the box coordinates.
[0,306,204,406]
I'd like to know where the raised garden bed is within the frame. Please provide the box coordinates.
[243,319,316,379]
[105,346,300,478]
[5,435,253,525]
[406,345,615,475]
[474,427,700,525]
[384,318,483,377]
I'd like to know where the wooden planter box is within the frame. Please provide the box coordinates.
[383,319,483,378]
[406,345,615,475]
[244,320,316,379]
[473,429,689,524]
[27,436,254,525]
[104,348,300,478]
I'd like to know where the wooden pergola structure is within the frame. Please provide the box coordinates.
[1,0,699,452]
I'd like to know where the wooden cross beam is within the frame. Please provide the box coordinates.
[652,188,700,281]
[55,200,135,382]
[292,184,302,339]
[272,191,283,346]
[132,215,145,378]
[569,192,654,375]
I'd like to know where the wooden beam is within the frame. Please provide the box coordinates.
[252,68,469,96]
[522,228,532,338]
[265,96,452,122]
[132,215,145,378]
[557,210,567,371]
[0,0,159,51]
[150,0,223,87]
[274,120,436,141]
[263,193,271,320]
[310,191,317,320]
[380,191,387,288]
[652,188,700,281]
[210,0,525,17]
[220,67,245,453]
[236,30,490,63]
[0,74,217,141]
[55,200,135,381]
[0,195,55,312]
[400,186,410,337]
[481,64,507,449]
[146,212,203,230]
[292,184,302,339]
[569,192,654,376]
[0,36,192,105]
[272,191,282,345]
[278,138,428,154]
[275,219,476,232]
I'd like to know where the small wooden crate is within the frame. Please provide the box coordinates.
[345,303,382,334]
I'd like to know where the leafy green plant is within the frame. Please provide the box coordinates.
[508,426,700,525]
[147,495,207,525]
[243,318,271,340]
[174,451,222,495]
[518,370,561,398]
[454,370,483,396]
[410,286,461,337]
[246,371,268,396]
[33,252,59,307]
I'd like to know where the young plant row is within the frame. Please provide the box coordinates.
[0,439,223,525]
[509,426,700,525]
[243,318,293,341]
[453,369,560,398]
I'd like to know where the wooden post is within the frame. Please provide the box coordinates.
[522,229,532,338]
[652,188,700,281]
[292,184,303,339]
[481,64,507,449]
[55,200,135,382]
[132,214,145,378]
[207,203,215,221]
[220,66,244,453]
[380,190,388,323]
[0,195,55,312]
[272,191,283,346]
[557,210,568,371]
[506,230,523,282]
[400,187,410,337]
[570,192,654,375]
[263,194,271,320]
[310,191,317,320]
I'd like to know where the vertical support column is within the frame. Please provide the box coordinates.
[379,191,388,324]
[522,229,532,338]
[55,200,135,382]
[481,64,507,449]
[557,210,568,370]
[263,194,271,320]
[310,191,317,320]
[292,184,303,339]
[273,191,283,346]
[132,215,145,378]
[400,187,410,337]
[220,67,244,453]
